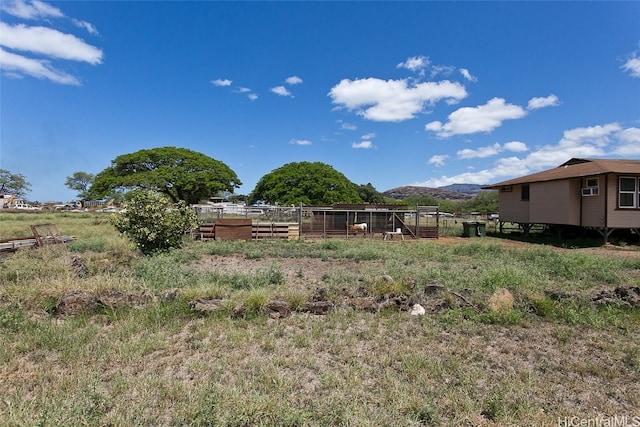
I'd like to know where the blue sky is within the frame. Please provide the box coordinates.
[1,0,639,203]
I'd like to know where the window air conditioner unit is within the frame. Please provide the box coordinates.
[581,187,599,196]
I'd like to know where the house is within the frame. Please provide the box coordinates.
[482,158,640,242]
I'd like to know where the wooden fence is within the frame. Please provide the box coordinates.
[193,220,299,241]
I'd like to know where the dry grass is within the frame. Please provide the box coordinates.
[1,212,639,426]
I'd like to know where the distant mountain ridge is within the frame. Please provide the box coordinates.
[438,184,484,195]
[382,184,484,201]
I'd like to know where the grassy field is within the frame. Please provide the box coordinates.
[1,212,639,426]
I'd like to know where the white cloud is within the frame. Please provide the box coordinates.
[558,123,622,148]
[456,141,529,160]
[524,146,606,170]
[212,78,232,86]
[289,139,312,146]
[0,22,103,64]
[425,97,526,137]
[503,123,622,170]
[361,132,375,140]
[519,122,624,169]
[613,127,640,155]
[285,76,303,85]
[213,81,257,100]
[329,77,467,122]
[622,48,640,78]
[72,19,98,35]
[430,64,455,78]
[622,57,640,78]
[0,1,101,84]
[352,140,374,149]
[459,68,477,82]
[397,55,429,73]
[0,46,80,84]
[419,122,639,187]
[339,121,357,131]
[503,141,528,152]
[1,0,62,19]
[271,85,292,97]
[527,94,560,110]
[428,155,449,167]
[457,143,501,159]
[419,157,529,187]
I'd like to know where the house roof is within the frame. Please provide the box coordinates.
[482,158,640,189]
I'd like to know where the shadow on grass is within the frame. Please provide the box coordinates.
[486,227,639,249]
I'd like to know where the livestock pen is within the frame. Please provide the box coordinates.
[192,204,440,240]
[300,205,439,239]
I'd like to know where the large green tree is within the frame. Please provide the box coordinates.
[357,183,386,204]
[89,147,241,205]
[461,190,499,214]
[0,169,31,198]
[65,171,95,199]
[249,161,362,206]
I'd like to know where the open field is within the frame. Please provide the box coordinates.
[1,212,639,426]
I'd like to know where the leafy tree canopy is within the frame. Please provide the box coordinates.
[89,147,241,205]
[249,161,363,206]
[0,169,32,198]
[65,171,95,199]
[460,190,499,214]
[357,183,386,204]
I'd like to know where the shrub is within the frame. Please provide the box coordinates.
[110,190,198,255]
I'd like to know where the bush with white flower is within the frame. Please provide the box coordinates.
[110,190,198,255]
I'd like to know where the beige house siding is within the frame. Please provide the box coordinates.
[498,184,529,223]
[606,173,640,228]
[530,180,581,225]
[580,175,606,227]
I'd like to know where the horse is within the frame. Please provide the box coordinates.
[349,223,368,237]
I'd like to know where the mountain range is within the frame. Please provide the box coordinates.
[382,184,484,201]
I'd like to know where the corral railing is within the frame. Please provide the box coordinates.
[299,205,439,239]
[192,205,439,240]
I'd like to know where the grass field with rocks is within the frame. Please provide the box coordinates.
[1,212,639,426]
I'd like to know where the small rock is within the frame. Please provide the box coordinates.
[231,303,246,318]
[305,301,334,315]
[67,254,89,278]
[54,290,99,315]
[424,282,445,294]
[410,303,426,316]
[380,274,394,283]
[267,299,291,317]
[488,288,514,313]
[312,287,327,302]
[189,298,229,313]
[346,297,378,312]
[159,288,180,301]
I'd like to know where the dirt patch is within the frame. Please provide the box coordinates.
[190,254,384,291]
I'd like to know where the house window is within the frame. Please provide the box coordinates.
[521,185,530,201]
[619,177,637,208]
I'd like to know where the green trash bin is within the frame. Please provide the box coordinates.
[462,221,476,237]
[476,221,486,237]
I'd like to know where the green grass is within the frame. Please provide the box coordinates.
[1,212,639,426]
